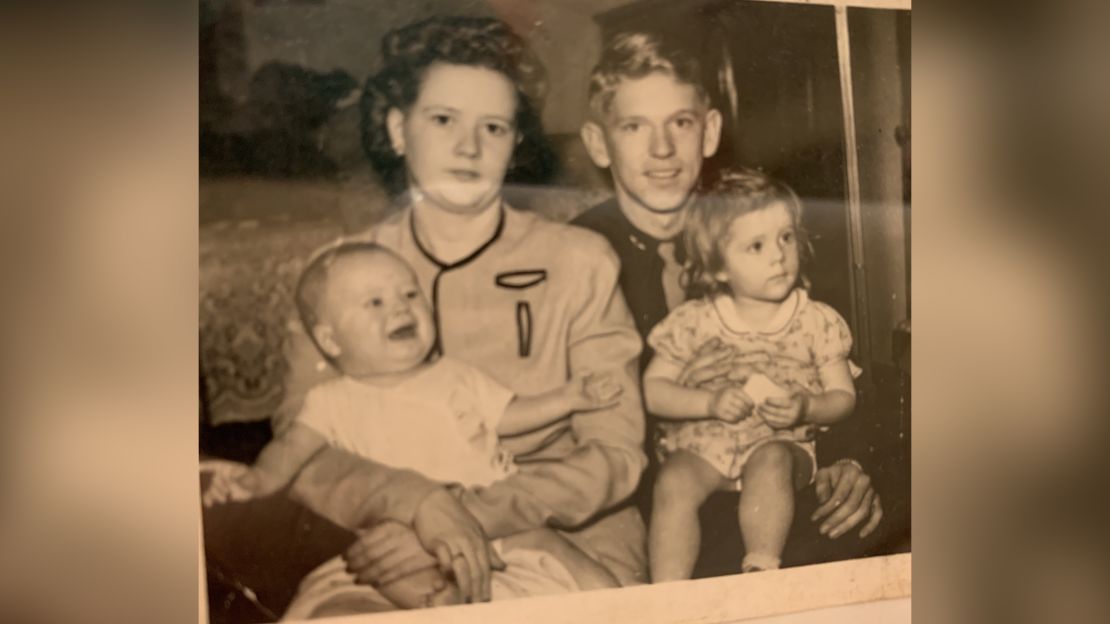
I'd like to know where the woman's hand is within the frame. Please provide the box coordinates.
[344,521,438,585]
[811,459,883,539]
[709,387,753,423]
[343,488,504,603]
[413,488,505,602]
[757,393,809,429]
[676,338,736,388]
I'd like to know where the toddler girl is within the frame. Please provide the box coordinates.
[643,169,857,580]
[204,241,621,608]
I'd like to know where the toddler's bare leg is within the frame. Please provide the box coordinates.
[503,529,619,591]
[738,442,797,571]
[649,450,726,582]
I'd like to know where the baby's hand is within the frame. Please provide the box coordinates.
[424,579,463,608]
[758,393,809,429]
[566,372,623,411]
[201,462,259,507]
[709,387,753,423]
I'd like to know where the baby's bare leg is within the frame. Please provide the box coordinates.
[738,442,797,571]
[503,529,619,591]
[377,567,461,609]
[649,450,726,582]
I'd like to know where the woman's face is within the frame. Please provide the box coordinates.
[387,63,519,216]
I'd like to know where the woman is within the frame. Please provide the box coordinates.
[275,16,647,617]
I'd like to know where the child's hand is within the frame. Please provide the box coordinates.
[424,578,463,608]
[758,393,809,429]
[201,463,260,507]
[709,386,753,423]
[566,372,623,411]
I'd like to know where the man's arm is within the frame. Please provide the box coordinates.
[456,239,647,539]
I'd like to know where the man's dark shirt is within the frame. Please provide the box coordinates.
[571,198,682,371]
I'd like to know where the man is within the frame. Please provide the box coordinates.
[570,31,882,575]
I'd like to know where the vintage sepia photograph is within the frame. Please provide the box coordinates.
[199,0,911,621]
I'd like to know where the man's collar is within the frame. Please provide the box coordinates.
[601,198,686,262]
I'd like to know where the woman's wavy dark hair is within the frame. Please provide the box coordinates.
[360,16,554,196]
[683,168,814,299]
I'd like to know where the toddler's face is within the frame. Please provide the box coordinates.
[317,251,434,375]
[714,201,800,304]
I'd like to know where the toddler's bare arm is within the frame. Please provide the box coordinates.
[643,356,715,418]
[805,359,858,425]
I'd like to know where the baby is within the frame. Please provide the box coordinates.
[204,241,620,608]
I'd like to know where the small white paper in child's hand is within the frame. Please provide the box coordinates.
[742,373,788,404]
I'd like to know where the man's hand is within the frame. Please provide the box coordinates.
[412,488,505,603]
[676,338,736,387]
[812,460,883,539]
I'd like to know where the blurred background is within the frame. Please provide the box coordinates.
[11,0,1110,623]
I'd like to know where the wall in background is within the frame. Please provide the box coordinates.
[213,0,642,135]
[851,7,910,366]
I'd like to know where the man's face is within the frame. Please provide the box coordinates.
[582,72,722,216]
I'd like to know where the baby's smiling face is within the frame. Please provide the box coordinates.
[314,250,434,377]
